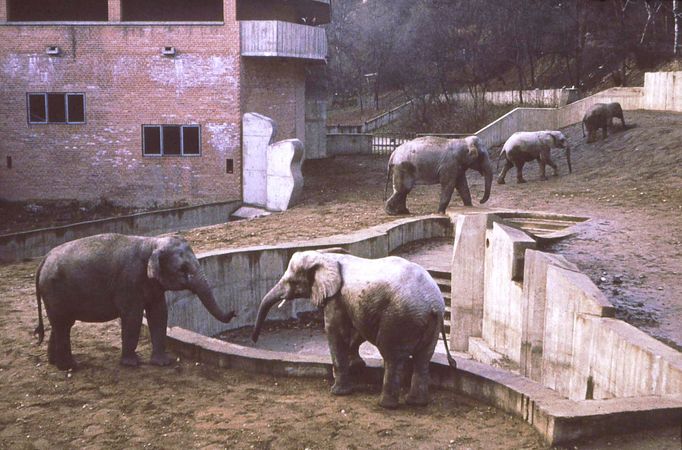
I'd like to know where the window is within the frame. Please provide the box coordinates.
[27,93,85,124]
[8,0,108,21]
[121,0,223,22]
[143,125,201,156]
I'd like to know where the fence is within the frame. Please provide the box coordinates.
[371,133,416,155]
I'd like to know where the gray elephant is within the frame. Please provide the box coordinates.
[34,233,236,370]
[384,135,493,215]
[497,130,572,184]
[251,249,456,409]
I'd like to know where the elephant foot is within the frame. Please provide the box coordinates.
[540,176,547,181]
[330,381,353,396]
[378,394,400,409]
[150,352,174,367]
[496,178,506,185]
[517,179,526,184]
[120,354,141,367]
[405,392,429,407]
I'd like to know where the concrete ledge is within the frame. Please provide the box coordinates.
[165,323,682,445]
[0,200,241,262]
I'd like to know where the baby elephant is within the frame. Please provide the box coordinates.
[35,233,236,370]
[582,102,625,143]
[497,130,572,184]
[252,249,456,409]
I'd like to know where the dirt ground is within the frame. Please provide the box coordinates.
[1,110,681,449]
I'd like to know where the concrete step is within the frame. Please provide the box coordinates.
[432,278,451,293]
[428,269,451,279]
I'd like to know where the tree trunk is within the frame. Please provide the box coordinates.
[674,0,682,55]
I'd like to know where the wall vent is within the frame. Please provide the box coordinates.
[162,46,176,57]
[46,46,61,56]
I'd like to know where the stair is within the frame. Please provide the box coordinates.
[428,269,451,337]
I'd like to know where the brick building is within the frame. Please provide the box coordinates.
[0,0,329,208]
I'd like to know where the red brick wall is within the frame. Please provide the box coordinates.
[241,58,306,144]
[0,1,243,208]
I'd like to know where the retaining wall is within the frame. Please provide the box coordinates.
[326,133,373,155]
[165,215,452,337]
[450,212,682,402]
[0,201,241,262]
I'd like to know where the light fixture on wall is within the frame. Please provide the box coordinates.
[162,46,177,57]
[46,46,61,56]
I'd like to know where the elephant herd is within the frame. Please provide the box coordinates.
[384,102,626,214]
[32,102,626,409]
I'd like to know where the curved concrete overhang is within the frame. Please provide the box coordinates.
[161,214,681,445]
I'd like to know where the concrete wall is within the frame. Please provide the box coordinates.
[452,88,578,107]
[0,200,241,262]
[451,212,682,402]
[476,108,559,150]
[166,215,452,337]
[326,133,373,156]
[643,71,682,111]
[304,99,327,159]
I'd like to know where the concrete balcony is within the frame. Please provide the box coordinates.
[240,20,327,61]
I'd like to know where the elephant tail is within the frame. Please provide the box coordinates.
[495,148,505,173]
[581,119,585,137]
[34,258,46,345]
[440,313,457,369]
[383,164,393,202]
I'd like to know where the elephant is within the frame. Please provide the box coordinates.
[34,233,236,370]
[497,130,572,184]
[582,103,608,143]
[251,249,457,409]
[384,135,493,215]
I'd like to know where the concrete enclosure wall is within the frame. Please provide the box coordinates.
[326,133,373,155]
[165,216,452,337]
[0,200,241,262]
[450,213,682,401]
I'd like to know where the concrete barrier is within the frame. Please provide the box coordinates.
[643,71,682,111]
[0,200,241,262]
[165,215,452,337]
[326,133,373,155]
[451,211,681,405]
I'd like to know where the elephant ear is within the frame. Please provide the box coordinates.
[465,136,481,159]
[147,248,162,280]
[292,252,342,308]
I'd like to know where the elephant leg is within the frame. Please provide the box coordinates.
[120,306,144,367]
[547,157,558,176]
[349,330,366,373]
[454,175,472,207]
[601,125,608,140]
[515,161,526,183]
[437,180,457,213]
[145,298,173,366]
[385,164,414,215]
[538,159,547,181]
[324,303,353,395]
[379,356,408,409]
[49,317,77,370]
[497,160,513,184]
[406,315,439,406]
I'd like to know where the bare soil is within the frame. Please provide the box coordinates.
[1,110,681,448]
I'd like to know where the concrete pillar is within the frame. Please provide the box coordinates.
[243,113,277,208]
[521,250,578,382]
[450,213,489,352]
[108,0,121,21]
[266,139,303,211]
[482,222,535,364]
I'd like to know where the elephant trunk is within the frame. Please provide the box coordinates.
[251,280,286,342]
[565,145,572,173]
[479,159,493,204]
[191,273,236,323]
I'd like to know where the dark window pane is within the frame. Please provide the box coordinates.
[28,94,46,122]
[8,0,108,21]
[182,126,200,155]
[121,0,223,21]
[143,126,161,155]
[162,126,181,155]
[67,94,84,123]
[47,93,66,123]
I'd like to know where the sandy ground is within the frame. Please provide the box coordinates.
[1,110,681,448]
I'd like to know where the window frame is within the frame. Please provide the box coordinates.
[142,124,202,157]
[26,92,86,124]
